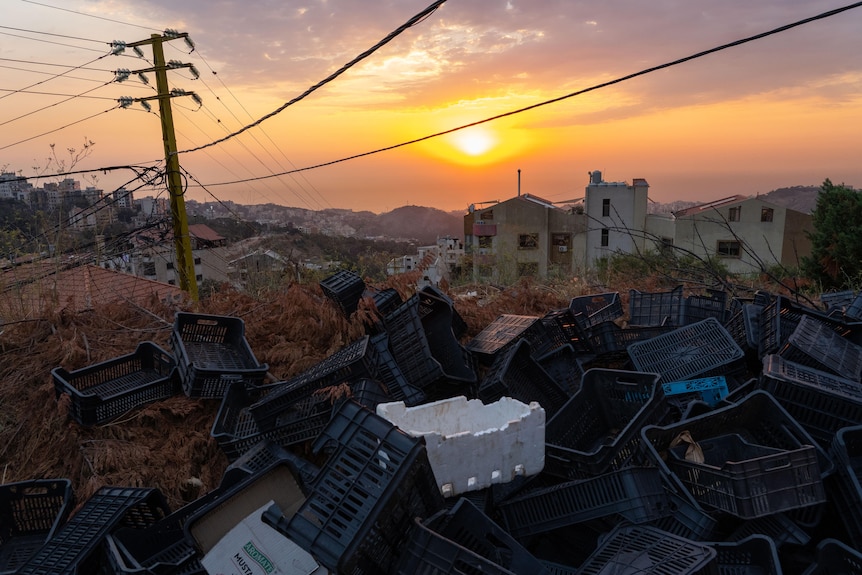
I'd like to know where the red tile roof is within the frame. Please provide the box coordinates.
[1,264,183,319]
[673,195,750,218]
[188,224,225,242]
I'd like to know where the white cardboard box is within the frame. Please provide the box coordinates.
[377,395,545,497]
[201,501,328,575]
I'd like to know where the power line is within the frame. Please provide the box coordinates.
[19,0,160,32]
[0,81,115,128]
[0,88,117,100]
[0,106,118,152]
[197,0,862,188]
[0,53,110,102]
[0,56,118,72]
[0,24,109,44]
[0,30,110,54]
[179,0,447,155]
[0,63,145,86]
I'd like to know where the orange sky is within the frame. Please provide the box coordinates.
[2,1,861,214]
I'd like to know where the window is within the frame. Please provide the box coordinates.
[167,279,176,285]
[518,262,539,277]
[478,236,493,249]
[717,240,742,258]
[659,237,673,254]
[761,207,774,222]
[194,257,202,265]
[166,262,174,270]
[480,209,494,220]
[602,198,611,217]
[601,228,609,247]
[142,261,156,276]
[195,274,203,282]
[728,206,741,222]
[518,233,539,250]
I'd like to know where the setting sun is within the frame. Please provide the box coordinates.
[450,126,497,157]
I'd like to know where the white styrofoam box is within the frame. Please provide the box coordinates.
[377,395,545,497]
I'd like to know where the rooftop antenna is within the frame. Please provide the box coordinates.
[518,169,521,197]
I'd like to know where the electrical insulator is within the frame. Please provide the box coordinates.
[111,41,126,55]
[191,93,202,107]
[133,46,144,58]
[118,97,134,108]
[184,36,196,52]
[141,100,152,112]
[138,73,150,85]
[115,69,131,82]
[189,65,200,79]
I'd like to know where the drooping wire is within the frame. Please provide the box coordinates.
[179,0,448,155]
[0,53,111,101]
[198,0,862,187]
[0,24,110,44]
[0,106,119,152]
[0,81,116,127]
[19,0,161,32]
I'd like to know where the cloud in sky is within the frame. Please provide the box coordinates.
[2,0,861,211]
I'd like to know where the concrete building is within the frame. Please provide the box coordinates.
[0,173,33,203]
[113,187,134,209]
[584,170,650,266]
[671,195,813,274]
[464,193,586,283]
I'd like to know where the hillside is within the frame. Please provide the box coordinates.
[759,185,820,214]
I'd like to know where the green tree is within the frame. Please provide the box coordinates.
[802,179,862,290]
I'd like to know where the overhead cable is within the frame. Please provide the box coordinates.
[198,0,862,187]
[19,0,161,32]
[0,106,118,151]
[179,0,448,155]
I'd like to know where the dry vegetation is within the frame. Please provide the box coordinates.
[0,264,811,513]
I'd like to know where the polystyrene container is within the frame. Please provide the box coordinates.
[377,395,545,497]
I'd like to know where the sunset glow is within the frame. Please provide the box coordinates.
[0,1,860,213]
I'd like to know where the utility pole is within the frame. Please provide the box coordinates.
[117,32,200,300]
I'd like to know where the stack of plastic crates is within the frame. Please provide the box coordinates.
[627,317,745,384]
[497,467,672,538]
[261,400,445,575]
[368,286,402,317]
[319,269,365,317]
[723,303,763,359]
[778,314,862,381]
[569,292,623,332]
[170,312,268,399]
[534,343,585,396]
[478,339,570,418]
[683,289,728,325]
[395,498,550,575]
[757,295,854,358]
[16,487,170,575]
[51,341,179,426]
[820,290,856,314]
[640,391,831,521]
[760,354,862,448]
[383,296,450,390]
[537,307,592,356]
[414,290,477,393]
[576,524,717,575]
[0,479,74,575]
[829,425,862,548]
[585,321,674,358]
[628,285,684,327]
[846,292,862,321]
[544,368,663,479]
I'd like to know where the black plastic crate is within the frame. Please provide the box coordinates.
[51,341,179,426]
[821,290,856,312]
[640,391,834,508]
[665,432,824,519]
[17,487,169,575]
[627,317,745,383]
[170,312,268,399]
[478,339,570,418]
[396,497,550,575]
[847,293,862,321]
[320,269,365,317]
[628,285,684,327]
[758,295,853,358]
[684,289,728,325]
[418,285,468,339]
[801,538,862,575]
[498,467,671,538]
[569,292,623,331]
[416,292,477,387]
[545,368,663,479]
[465,313,541,364]
[368,286,402,317]
[383,296,448,389]
[262,400,445,575]
[586,321,674,356]
[830,426,862,547]
[760,354,862,448]
[724,512,810,549]
[779,314,862,381]
[535,344,585,396]
[224,438,319,489]
[577,524,716,575]
[104,520,203,575]
[0,479,74,575]
[538,307,592,355]
[708,534,781,575]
